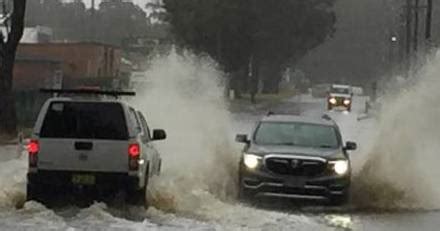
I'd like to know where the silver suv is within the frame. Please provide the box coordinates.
[26,89,166,207]
[236,113,356,205]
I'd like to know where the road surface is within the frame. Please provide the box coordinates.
[0,94,438,231]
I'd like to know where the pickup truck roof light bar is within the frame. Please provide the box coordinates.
[40,88,136,98]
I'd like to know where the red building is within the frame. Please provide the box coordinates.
[14,42,123,90]
[13,55,62,90]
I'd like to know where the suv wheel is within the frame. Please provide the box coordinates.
[328,193,349,206]
[327,104,333,111]
[237,172,254,204]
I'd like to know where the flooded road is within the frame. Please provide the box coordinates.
[0,94,439,231]
[2,51,440,230]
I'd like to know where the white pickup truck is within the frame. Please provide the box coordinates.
[26,89,166,207]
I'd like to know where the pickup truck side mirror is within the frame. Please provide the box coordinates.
[152,129,167,140]
[345,141,357,151]
[235,134,249,144]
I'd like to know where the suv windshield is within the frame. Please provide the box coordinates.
[254,122,339,148]
[331,87,350,94]
[40,102,128,140]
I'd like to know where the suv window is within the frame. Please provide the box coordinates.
[40,102,128,140]
[331,86,350,94]
[254,122,339,148]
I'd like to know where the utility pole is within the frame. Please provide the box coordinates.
[425,0,433,41]
[405,0,413,77]
[90,0,96,41]
[414,0,419,53]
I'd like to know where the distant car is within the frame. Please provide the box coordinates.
[236,113,356,205]
[327,84,353,111]
[26,89,166,207]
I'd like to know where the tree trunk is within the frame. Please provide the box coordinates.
[0,51,19,138]
[0,90,17,138]
[0,0,27,138]
[262,64,281,94]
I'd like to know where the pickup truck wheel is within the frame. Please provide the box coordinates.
[126,166,149,209]
[26,183,43,202]
[157,159,162,175]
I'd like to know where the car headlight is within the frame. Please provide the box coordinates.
[329,160,349,175]
[329,98,337,105]
[343,99,351,105]
[243,154,262,169]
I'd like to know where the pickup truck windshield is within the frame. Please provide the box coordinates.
[40,102,128,140]
[254,122,339,148]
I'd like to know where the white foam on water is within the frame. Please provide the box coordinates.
[351,52,440,210]
[129,49,330,230]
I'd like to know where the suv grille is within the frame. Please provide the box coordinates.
[265,157,326,177]
[335,97,345,104]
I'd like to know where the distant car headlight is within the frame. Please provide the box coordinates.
[243,154,262,169]
[343,99,351,105]
[329,98,337,105]
[329,160,349,175]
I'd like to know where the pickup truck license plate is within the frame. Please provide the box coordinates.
[72,174,95,185]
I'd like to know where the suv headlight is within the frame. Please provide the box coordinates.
[329,160,349,175]
[243,154,262,169]
[329,98,337,105]
[343,99,351,105]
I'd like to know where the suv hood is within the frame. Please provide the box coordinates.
[247,144,344,159]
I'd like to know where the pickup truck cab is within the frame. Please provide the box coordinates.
[26,89,166,207]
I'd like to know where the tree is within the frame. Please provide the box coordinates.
[163,0,336,93]
[96,0,149,45]
[26,0,150,46]
[146,0,167,23]
[0,0,27,137]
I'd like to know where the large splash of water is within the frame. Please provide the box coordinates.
[130,50,241,214]
[352,52,440,210]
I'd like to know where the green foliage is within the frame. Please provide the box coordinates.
[26,0,150,45]
[163,0,253,72]
[163,0,336,92]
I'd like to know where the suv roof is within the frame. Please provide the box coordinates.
[331,84,351,89]
[261,114,336,126]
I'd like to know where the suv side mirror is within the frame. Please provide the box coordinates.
[345,141,357,151]
[235,134,249,144]
[152,129,167,140]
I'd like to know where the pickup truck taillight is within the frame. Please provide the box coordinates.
[128,143,140,170]
[27,139,39,167]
